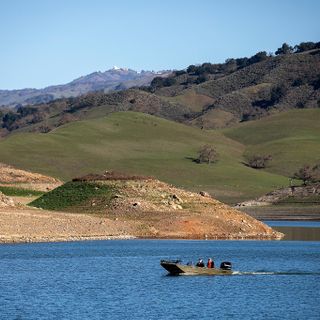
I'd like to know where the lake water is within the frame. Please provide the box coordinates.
[264,220,320,241]
[0,239,319,319]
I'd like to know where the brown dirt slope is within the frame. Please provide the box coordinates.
[0,162,62,191]
[32,173,282,240]
[102,178,282,239]
[0,172,283,243]
[0,207,135,243]
[0,191,22,207]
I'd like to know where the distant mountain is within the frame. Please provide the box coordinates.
[0,67,170,108]
[1,42,319,135]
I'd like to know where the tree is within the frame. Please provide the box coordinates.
[187,65,197,74]
[247,154,272,169]
[311,164,320,182]
[248,51,268,64]
[235,57,249,69]
[312,75,320,90]
[294,42,320,53]
[174,70,186,76]
[163,77,176,87]
[2,112,20,131]
[292,165,313,185]
[150,77,164,90]
[197,145,218,164]
[275,43,293,55]
[196,73,210,84]
[270,84,287,104]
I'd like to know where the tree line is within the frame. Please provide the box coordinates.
[149,41,320,91]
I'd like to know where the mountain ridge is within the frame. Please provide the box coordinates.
[0,68,170,108]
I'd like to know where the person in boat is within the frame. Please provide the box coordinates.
[196,259,205,267]
[207,258,214,268]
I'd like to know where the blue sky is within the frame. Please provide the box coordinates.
[1,0,319,89]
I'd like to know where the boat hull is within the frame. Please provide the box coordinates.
[160,261,233,276]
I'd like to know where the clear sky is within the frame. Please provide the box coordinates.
[1,0,319,90]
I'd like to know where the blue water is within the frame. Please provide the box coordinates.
[265,220,320,228]
[0,240,320,320]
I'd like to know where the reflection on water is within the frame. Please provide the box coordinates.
[274,226,320,241]
[265,220,320,228]
[264,221,320,241]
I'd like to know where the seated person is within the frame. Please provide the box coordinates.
[207,258,215,268]
[196,258,205,267]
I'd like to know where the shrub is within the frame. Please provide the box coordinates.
[270,84,287,104]
[163,77,176,87]
[150,77,165,89]
[248,51,269,64]
[196,73,210,84]
[247,155,272,169]
[174,70,187,76]
[292,165,314,185]
[197,145,218,164]
[275,43,293,55]
[294,42,320,53]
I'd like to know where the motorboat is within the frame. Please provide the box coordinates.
[160,260,233,276]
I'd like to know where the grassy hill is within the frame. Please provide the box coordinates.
[224,109,320,177]
[1,47,319,137]
[0,111,292,204]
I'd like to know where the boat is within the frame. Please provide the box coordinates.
[160,260,233,276]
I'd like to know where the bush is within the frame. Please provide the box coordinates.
[248,51,269,64]
[312,75,320,90]
[187,65,197,74]
[270,84,287,104]
[2,112,20,131]
[150,77,165,89]
[247,155,272,169]
[163,77,176,87]
[174,70,187,76]
[196,73,210,84]
[294,42,320,53]
[292,78,305,87]
[197,145,218,164]
[292,165,314,185]
[275,43,293,55]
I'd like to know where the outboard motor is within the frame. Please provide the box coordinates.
[220,261,232,270]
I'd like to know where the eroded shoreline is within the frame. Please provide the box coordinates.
[0,206,282,244]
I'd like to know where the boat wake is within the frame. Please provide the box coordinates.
[232,270,320,276]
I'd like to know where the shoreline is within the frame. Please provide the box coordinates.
[238,205,320,221]
[0,233,283,245]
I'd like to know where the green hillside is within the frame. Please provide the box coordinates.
[30,181,115,212]
[224,109,320,177]
[0,111,289,204]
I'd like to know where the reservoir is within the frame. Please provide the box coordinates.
[0,236,319,319]
[264,220,320,241]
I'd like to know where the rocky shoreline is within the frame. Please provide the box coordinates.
[0,169,284,243]
[0,204,282,244]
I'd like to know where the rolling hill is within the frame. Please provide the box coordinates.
[0,43,319,205]
[224,109,320,177]
[1,45,319,137]
[2,110,318,204]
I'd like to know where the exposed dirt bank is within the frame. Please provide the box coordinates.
[0,162,62,191]
[235,183,320,207]
[0,171,283,243]
[0,207,136,244]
